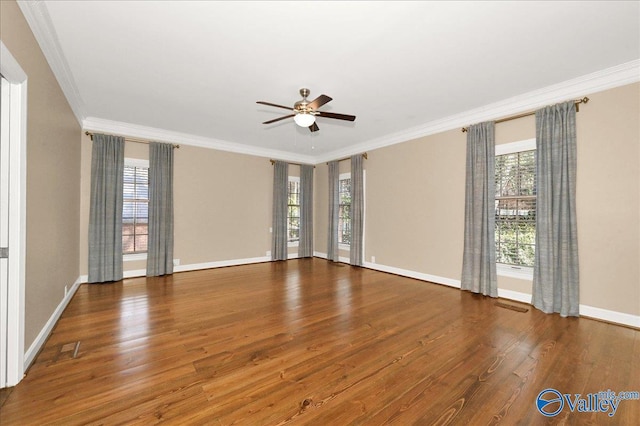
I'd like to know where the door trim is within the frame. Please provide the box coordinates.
[0,40,27,387]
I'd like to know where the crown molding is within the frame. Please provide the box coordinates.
[314,59,640,163]
[85,58,639,165]
[17,0,85,125]
[82,117,318,165]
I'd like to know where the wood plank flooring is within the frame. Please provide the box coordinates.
[1,258,638,425]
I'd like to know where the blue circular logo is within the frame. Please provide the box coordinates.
[536,388,564,417]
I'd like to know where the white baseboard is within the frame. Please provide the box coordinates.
[580,305,640,328]
[360,261,639,329]
[24,276,82,370]
[173,256,271,273]
[362,261,461,288]
[79,256,273,283]
[313,251,350,263]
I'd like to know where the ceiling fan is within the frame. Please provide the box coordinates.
[257,88,356,132]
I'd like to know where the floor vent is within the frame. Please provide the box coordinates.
[54,341,81,362]
[495,302,529,313]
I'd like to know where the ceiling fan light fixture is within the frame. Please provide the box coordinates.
[294,112,315,127]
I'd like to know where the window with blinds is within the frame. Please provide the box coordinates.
[123,164,149,254]
[495,149,536,267]
[338,176,351,245]
[287,178,300,243]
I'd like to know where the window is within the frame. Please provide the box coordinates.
[495,140,536,268]
[123,159,149,255]
[338,174,351,245]
[287,177,300,243]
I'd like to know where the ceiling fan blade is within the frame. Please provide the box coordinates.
[256,101,294,111]
[309,122,319,132]
[316,111,356,122]
[263,114,295,124]
[307,95,332,110]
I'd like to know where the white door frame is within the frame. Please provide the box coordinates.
[0,40,27,387]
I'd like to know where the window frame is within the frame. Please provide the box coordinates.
[123,158,149,261]
[495,139,536,279]
[287,176,300,247]
[338,172,351,250]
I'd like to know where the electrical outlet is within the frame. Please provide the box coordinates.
[269,227,273,233]
[173,259,180,266]
[371,256,376,264]
[266,250,271,257]
[64,285,68,297]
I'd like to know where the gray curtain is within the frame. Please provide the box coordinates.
[461,122,497,297]
[88,133,124,283]
[147,142,174,277]
[533,101,579,317]
[271,160,289,261]
[350,155,364,266]
[327,161,339,262]
[299,164,314,257]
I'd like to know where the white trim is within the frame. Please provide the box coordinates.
[580,305,640,329]
[497,289,532,304]
[313,60,640,164]
[80,60,637,165]
[495,138,536,156]
[13,0,640,164]
[23,277,81,370]
[497,264,533,280]
[80,256,272,282]
[362,261,461,288]
[16,0,85,125]
[0,40,28,387]
[313,252,350,264]
[124,157,149,168]
[123,253,147,262]
[83,117,318,165]
[360,261,639,328]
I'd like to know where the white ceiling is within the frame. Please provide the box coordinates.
[18,1,640,163]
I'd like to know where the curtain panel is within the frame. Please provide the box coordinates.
[271,161,289,261]
[461,122,497,297]
[350,155,364,266]
[533,101,579,317]
[88,133,124,283]
[299,164,314,258]
[327,161,339,262]
[147,142,174,277]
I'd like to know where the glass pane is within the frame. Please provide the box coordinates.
[135,223,148,235]
[136,183,149,199]
[123,183,135,200]
[136,202,148,219]
[136,235,148,252]
[123,202,135,221]
[122,223,135,235]
[123,235,134,253]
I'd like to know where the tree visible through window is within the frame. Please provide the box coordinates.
[287,178,300,242]
[339,176,351,245]
[495,149,536,266]
[123,164,149,254]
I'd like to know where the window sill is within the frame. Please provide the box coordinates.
[288,241,299,248]
[124,253,147,262]
[497,263,533,280]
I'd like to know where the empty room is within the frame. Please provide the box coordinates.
[1,1,639,424]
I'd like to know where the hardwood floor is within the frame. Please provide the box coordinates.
[1,258,638,425]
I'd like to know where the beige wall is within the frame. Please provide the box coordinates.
[79,139,273,275]
[1,1,82,348]
[352,82,640,317]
